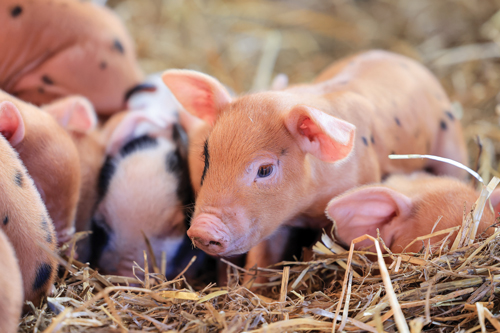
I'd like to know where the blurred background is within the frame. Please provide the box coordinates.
[108,0,500,181]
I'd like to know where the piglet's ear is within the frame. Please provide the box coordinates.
[178,108,206,137]
[162,70,232,125]
[285,105,355,162]
[0,101,25,146]
[489,188,500,218]
[43,96,97,133]
[326,186,412,250]
[270,73,288,91]
[106,111,168,157]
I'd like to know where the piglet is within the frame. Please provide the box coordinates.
[0,90,81,246]
[42,96,105,260]
[162,50,468,266]
[89,106,198,279]
[0,0,144,115]
[0,229,23,333]
[326,172,499,253]
[0,127,58,306]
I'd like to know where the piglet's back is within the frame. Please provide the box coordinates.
[301,50,467,178]
[0,133,58,306]
[0,0,143,113]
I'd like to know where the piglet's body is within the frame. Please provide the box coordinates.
[163,50,468,259]
[0,229,23,333]
[0,0,143,114]
[0,131,57,306]
[0,91,81,245]
[326,173,498,253]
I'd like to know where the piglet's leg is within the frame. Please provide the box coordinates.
[243,227,292,287]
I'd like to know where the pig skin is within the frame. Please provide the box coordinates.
[0,229,23,333]
[0,90,81,246]
[326,172,499,253]
[162,50,468,264]
[0,132,58,307]
[0,0,143,115]
[42,96,107,260]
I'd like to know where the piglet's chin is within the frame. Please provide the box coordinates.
[187,213,231,256]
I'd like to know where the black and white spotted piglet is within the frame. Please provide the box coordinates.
[0,132,57,307]
[88,88,211,280]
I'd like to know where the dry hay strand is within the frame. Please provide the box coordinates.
[18,185,500,333]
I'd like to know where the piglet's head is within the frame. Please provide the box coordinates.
[326,174,500,254]
[162,70,355,257]
[89,111,191,278]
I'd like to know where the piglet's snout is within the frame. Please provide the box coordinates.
[188,214,230,256]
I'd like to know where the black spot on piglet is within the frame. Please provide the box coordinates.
[41,216,52,243]
[395,117,401,127]
[440,120,447,130]
[33,263,52,291]
[166,151,181,173]
[201,139,210,186]
[10,5,22,17]
[445,111,455,121]
[14,170,22,187]
[113,39,125,54]
[120,135,158,158]
[42,75,54,85]
[362,137,368,146]
[3,216,8,225]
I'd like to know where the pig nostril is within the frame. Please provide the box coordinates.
[209,241,222,247]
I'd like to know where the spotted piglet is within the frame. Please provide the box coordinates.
[326,172,499,253]
[0,90,81,246]
[88,105,205,279]
[163,50,468,272]
[0,229,23,333]
[0,0,144,115]
[0,127,57,306]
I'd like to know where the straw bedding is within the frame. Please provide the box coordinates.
[18,0,500,331]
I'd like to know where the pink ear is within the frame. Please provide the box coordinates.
[285,105,356,162]
[43,96,97,133]
[178,108,207,136]
[325,186,413,249]
[161,69,232,125]
[270,73,288,91]
[106,111,168,157]
[0,101,25,146]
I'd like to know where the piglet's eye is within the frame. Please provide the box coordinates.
[257,164,274,178]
